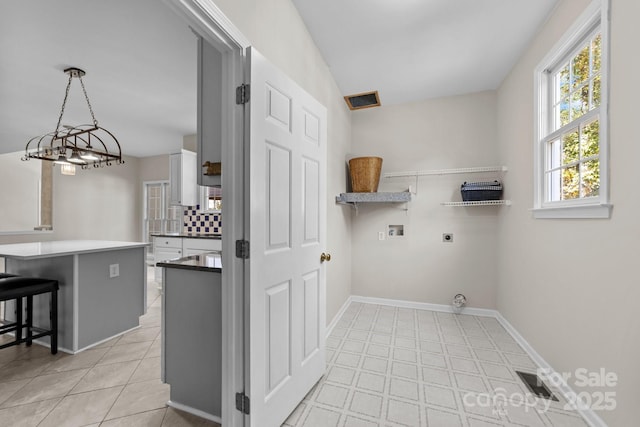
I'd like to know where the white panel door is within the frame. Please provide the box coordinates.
[246,47,327,427]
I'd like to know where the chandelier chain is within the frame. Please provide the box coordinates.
[78,75,98,126]
[54,73,74,138]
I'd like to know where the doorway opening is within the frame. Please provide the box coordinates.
[143,181,181,257]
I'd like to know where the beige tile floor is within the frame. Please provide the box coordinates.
[0,268,220,427]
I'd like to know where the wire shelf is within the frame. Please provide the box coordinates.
[383,166,507,179]
[441,200,511,207]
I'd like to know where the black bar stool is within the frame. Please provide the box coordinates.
[0,274,59,354]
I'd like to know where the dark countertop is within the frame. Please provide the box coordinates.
[157,251,222,272]
[151,233,221,240]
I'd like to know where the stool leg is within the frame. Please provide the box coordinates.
[16,298,22,344]
[26,295,33,347]
[50,290,57,355]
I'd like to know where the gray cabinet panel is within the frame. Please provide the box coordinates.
[77,248,145,349]
[164,268,221,417]
[197,37,223,187]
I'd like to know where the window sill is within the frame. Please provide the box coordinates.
[531,203,612,219]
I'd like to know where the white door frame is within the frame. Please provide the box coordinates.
[161,1,249,426]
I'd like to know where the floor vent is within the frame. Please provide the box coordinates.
[516,371,559,401]
[344,90,381,110]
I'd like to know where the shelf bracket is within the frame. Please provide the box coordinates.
[410,177,419,196]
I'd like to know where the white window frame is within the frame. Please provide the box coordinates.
[533,0,611,219]
[199,185,222,213]
[142,180,182,247]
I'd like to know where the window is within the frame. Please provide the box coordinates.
[143,181,182,253]
[533,0,610,219]
[200,186,222,212]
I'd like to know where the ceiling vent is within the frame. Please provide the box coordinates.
[344,91,381,111]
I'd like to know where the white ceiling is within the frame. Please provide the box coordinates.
[292,0,559,106]
[0,0,197,157]
[1,0,560,158]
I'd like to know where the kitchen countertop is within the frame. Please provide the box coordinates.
[0,240,150,260]
[152,233,221,240]
[157,251,222,272]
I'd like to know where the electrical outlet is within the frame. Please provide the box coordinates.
[109,263,120,278]
[442,233,454,243]
[378,231,385,241]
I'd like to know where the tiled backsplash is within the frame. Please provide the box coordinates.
[183,205,222,234]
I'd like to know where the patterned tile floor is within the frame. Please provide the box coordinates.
[283,302,590,427]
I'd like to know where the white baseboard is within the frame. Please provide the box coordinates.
[494,312,607,427]
[325,295,354,338]
[167,400,222,424]
[72,325,141,354]
[330,295,606,427]
[349,295,499,318]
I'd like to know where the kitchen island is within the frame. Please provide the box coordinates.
[158,251,222,423]
[0,240,149,353]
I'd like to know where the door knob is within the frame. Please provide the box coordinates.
[320,252,331,263]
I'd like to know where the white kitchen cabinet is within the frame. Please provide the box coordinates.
[153,237,183,281]
[197,36,223,187]
[154,246,183,262]
[182,237,222,257]
[153,236,221,282]
[169,150,197,206]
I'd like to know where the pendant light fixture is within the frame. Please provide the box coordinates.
[60,164,76,176]
[22,67,124,171]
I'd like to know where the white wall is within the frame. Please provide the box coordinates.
[350,91,501,308]
[52,156,141,241]
[140,154,170,182]
[211,0,353,322]
[0,152,41,232]
[0,156,142,245]
[497,0,639,424]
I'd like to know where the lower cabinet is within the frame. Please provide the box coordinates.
[154,246,183,262]
[153,237,182,283]
[153,236,221,282]
[162,267,221,420]
[182,238,222,257]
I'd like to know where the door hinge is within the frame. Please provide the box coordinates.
[236,83,250,104]
[235,392,250,415]
[236,240,250,259]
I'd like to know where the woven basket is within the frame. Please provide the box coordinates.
[349,157,383,192]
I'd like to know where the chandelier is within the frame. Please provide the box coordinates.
[22,67,123,173]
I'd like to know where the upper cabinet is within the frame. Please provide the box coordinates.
[170,150,197,206]
[197,37,223,187]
